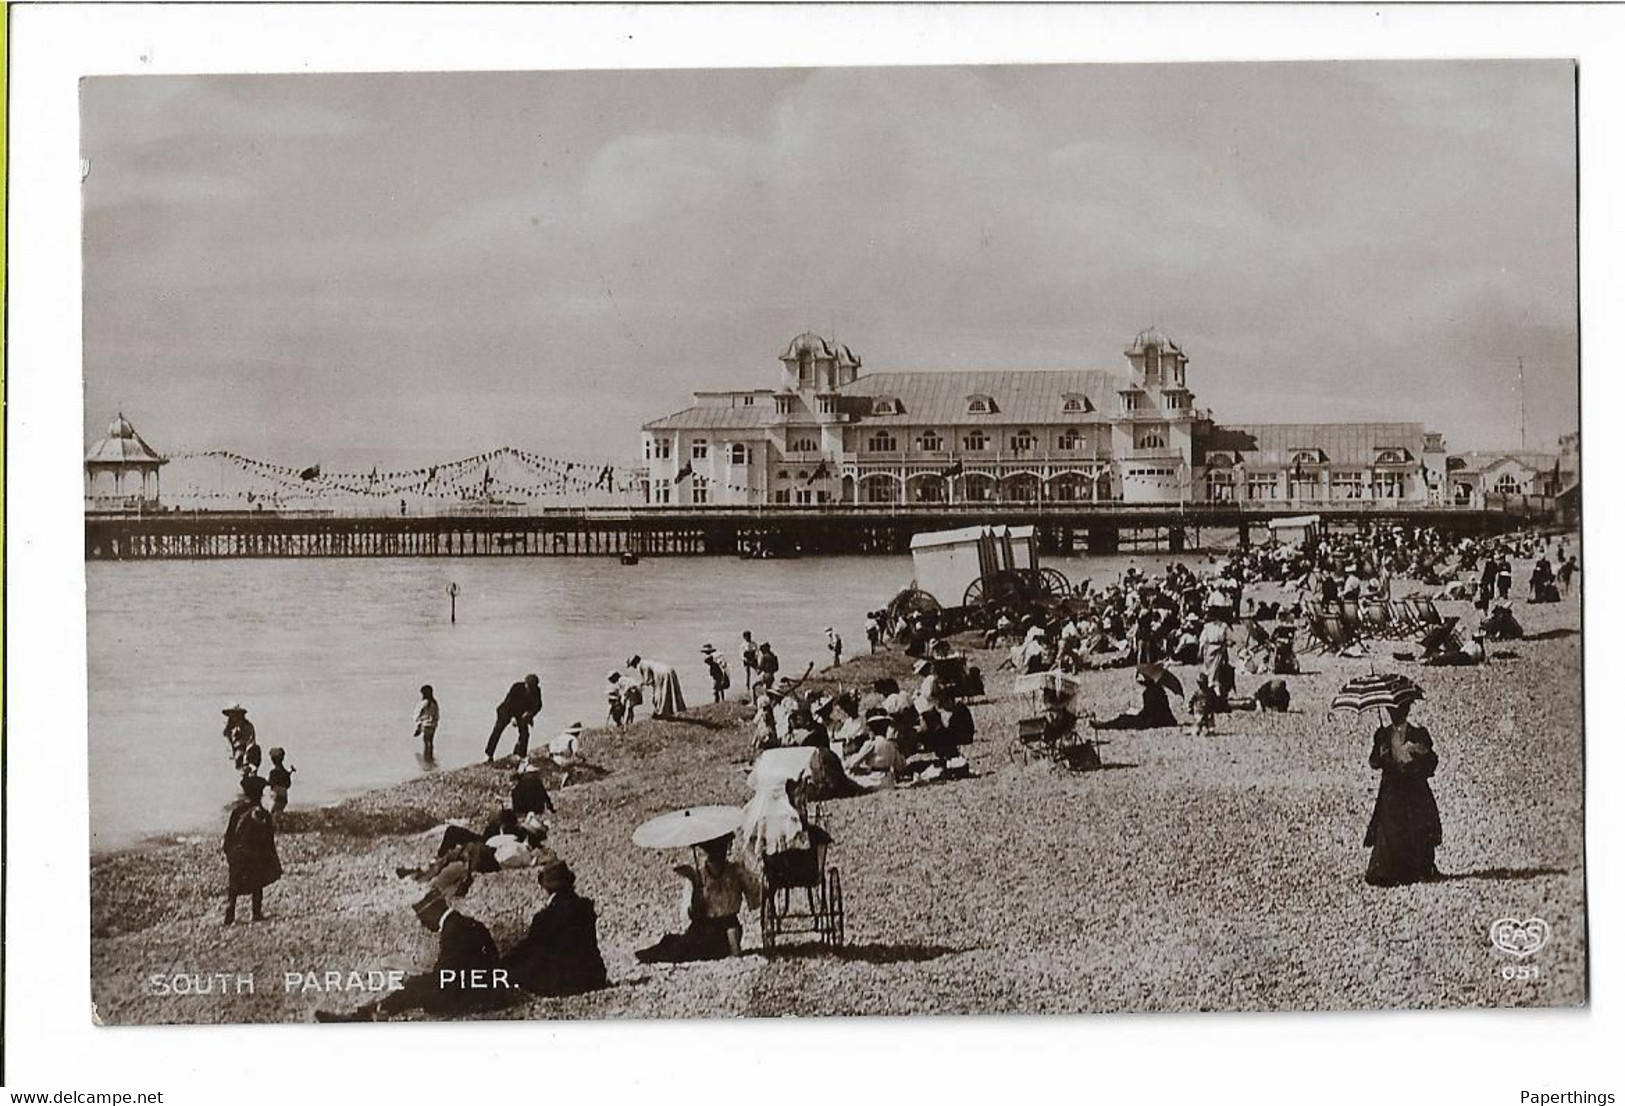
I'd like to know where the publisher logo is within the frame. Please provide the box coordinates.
[1490,917,1551,959]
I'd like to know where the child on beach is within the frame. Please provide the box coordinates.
[702,645,731,703]
[414,684,440,758]
[267,746,295,819]
[1188,674,1218,736]
[825,627,843,668]
[605,671,627,727]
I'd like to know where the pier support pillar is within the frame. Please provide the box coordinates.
[1238,522,1251,550]
[1086,527,1119,555]
[1168,526,1185,553]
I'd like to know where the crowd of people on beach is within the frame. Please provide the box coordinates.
[211,520,1575,1014]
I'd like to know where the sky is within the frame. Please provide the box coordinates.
[81,62,1579,469]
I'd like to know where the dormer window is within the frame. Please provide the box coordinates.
[1375,449,1406,465]
[1061,393,1091,414]
[871,396,900,416]
[966,394,994,415]
[1292,450,1322,466]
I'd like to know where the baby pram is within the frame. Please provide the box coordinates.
[742,748,847,953]
[1011,670,1105,771]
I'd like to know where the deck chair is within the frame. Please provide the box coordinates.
[1410,597,1445,627]
[1385,600,1420,637]
[1359,600,1394,637]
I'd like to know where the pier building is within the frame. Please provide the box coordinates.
[641,329,1449,509]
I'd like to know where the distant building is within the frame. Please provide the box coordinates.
[85,413,167,512]
[1446,451,1562,508]
[641,329,1447,508]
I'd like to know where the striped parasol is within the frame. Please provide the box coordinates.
[1330,672,1424,715]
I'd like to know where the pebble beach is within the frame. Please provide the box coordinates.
[89,564,1585,1023]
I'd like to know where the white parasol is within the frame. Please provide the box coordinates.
[631,805,743,850]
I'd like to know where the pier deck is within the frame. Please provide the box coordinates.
[84,501,1552,560]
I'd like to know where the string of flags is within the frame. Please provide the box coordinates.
[163,447,644,501]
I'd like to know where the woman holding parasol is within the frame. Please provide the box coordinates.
[1334,674,1443,886]
[632,807,761,962]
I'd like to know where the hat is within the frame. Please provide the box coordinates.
[864,708,892,728]
[222,703,247,715]
[606,670,622,682]
[516,760,540,775]
[625,655,641,668]
[539,859,576,892]
[759,642,773,651]
[912,659,932,675]
[525,673,540,685]
[701,644,716,654]
[411,888,451,932]
[824,626,835,633]
[240,775,268,799]
[564,721,584,735]
[812,697,835,718]
[519,811,548,837]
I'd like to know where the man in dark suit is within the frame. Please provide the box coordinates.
[316,893,516,1021]
[503,861,608,998]
[486,673,544,761]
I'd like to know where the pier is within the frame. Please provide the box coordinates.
[84,500,1553,561]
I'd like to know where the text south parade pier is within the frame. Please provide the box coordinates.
[84,500,1554,562]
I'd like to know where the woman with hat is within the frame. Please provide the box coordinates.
[1090,667,1180,731]
[223,774,281,924]
[636,834,761,963]
[701,644,731,703]
[503,860,609,996]
[844,710,908,785]
[627,654,687,720]
[1363,698,1443,886]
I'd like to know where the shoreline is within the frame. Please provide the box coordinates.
[91,567,1586,1022]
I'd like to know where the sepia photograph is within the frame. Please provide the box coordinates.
[76,58,1583,1026]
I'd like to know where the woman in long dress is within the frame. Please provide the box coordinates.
[1363,701,1443,886]
[223,775,282,923]
[627,654,686,719]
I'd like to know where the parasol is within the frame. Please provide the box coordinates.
[632,805,743,850]
[1330,673,1424,715]
[1136,662,1184,697]
[1014,670,1088,713]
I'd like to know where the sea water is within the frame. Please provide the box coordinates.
[87,550,1178,849]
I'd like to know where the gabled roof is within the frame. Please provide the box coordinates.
[836,370,1121,426]
[1451,450,1558,476]
[1202,422,1426,468]
[642,405,777,432]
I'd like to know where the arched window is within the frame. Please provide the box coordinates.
[918,430,943,452]
[1293,450,1320,466]
[1010,429,1036,453]
[1376,449,1403,465]
[789,436,818,453]
[966,394,994,415]
[1137,430,1166,451]
[872,396,899,416]
[964,430,989,451]
[867,431,897,453]
[1061,393,1090,413]
[1494,473,1522,494]
[729,443,749,466]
